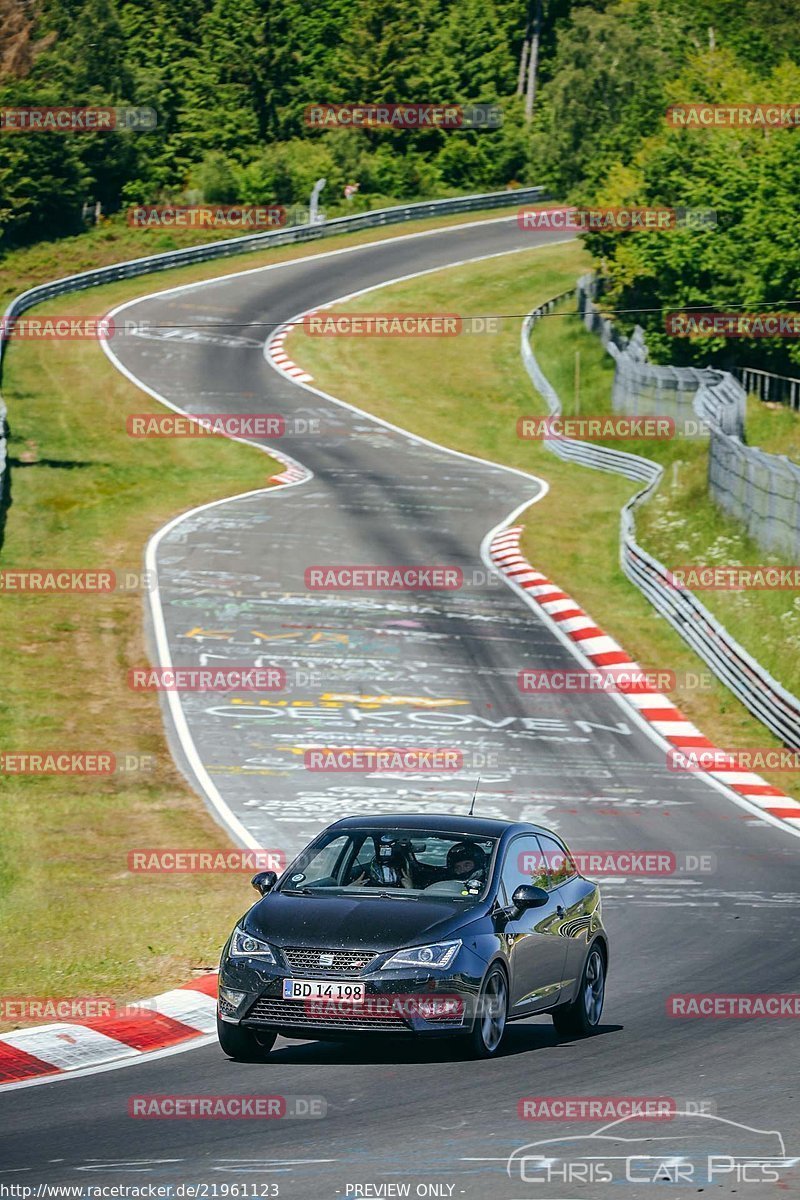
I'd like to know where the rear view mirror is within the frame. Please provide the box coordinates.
[251,870,278,896]
[512,884,549,910]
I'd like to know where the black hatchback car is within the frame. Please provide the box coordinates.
[217,814,608,1059]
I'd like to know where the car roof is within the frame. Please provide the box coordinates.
[327,812,552,839]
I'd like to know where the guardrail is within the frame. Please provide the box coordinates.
[705,410,800,559]
[693,372,747,438]
[0,186,545,368]
[522,294,658,485]
[576,274,747,437]
[0,185,547,508]
[577,275,800,559]
[521,293,800,751]
[737,366,800,411]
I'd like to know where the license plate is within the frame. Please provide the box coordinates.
[282,978,365,1002]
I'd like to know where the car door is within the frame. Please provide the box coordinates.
[500,835,569,1014]
[539,833,602,998]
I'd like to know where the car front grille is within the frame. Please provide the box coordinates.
[245,997,409,1031]
[280,947,379,976]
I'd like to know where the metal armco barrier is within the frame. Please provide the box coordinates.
[521,294,800,752]
[576,274,740,435]
[705,419,800,560]
[0,185,547,502]
[577,274,800,559]
[737,366,800,411]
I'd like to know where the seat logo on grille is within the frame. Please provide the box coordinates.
[319,953,334,966]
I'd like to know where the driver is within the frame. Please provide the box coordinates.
[351,837,416,888]
[446,841,487,887]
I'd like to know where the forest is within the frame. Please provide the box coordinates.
[2,0,799,367]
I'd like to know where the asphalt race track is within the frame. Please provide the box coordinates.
[2,217,798,1198]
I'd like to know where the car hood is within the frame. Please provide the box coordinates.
[244,891,483,951]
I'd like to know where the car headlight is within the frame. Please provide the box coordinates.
[381,940,462,970]
[228,925,277,963]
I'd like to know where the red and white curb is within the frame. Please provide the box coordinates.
[0,973,218,1087]
[266,322,313,384]
[490,526,800,829]
[268,449,311,486]
[266,442,313,486]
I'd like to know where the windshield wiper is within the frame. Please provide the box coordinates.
[373,890,420,900]
[282,886,420,899]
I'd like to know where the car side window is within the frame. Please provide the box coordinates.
[500,835,550,904]
[536,833,577,887]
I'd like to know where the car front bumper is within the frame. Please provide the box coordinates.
[219,951,488,1039]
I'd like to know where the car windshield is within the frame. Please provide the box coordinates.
[279,827,498,902]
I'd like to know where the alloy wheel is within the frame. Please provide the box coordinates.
[480,970,508,1052]
[584,949,605,1026]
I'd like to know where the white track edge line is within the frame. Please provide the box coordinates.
[101,331,310,851]
[102,232,571,852]
[481,526,800,842]
[273,260,800,843]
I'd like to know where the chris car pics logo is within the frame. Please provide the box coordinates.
[506,1111,797,1186]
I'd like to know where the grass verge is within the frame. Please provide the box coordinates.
[0,299,282,1019]
[744,395,800,462]
[286,246,796,799]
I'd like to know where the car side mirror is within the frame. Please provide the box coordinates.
[512,884,549,910]
[251,870,278,896]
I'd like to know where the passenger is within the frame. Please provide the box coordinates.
[445,841,488,887]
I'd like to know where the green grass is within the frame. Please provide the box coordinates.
[286,246,795,799]
[289,243,591,469]
[0,284,286,1018]
[0,201,541,1023]
[745,394,800,462]
[637,475,800,699]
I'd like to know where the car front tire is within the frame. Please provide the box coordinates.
[217,1016,277,1061]
[465,965,508,1058]
[552,943,606,1037]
